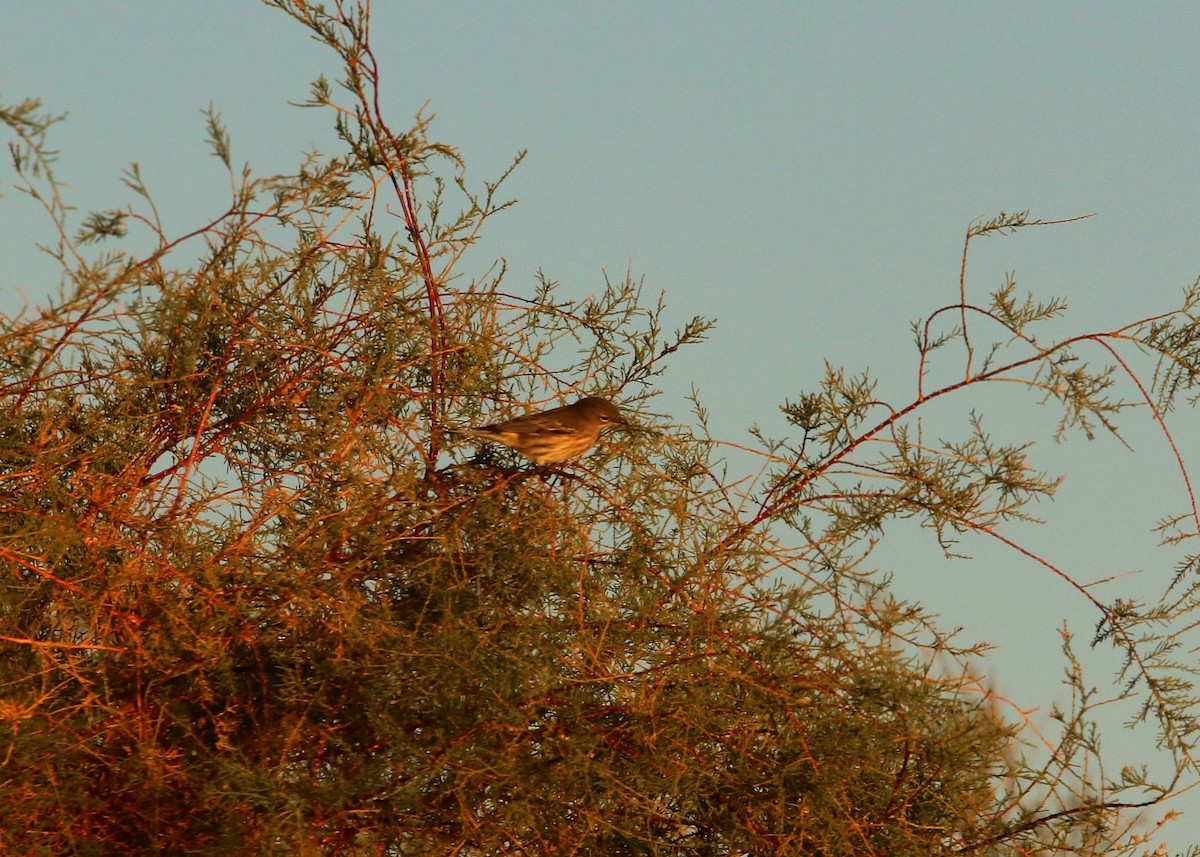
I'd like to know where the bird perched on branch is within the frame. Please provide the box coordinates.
[466,396,627,465]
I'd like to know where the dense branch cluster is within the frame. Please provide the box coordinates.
[2,3,1199,854]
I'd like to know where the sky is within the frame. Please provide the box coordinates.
[4,3,1200,848]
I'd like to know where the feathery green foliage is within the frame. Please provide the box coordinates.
[3,3,1200,855]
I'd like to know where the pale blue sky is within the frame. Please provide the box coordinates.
[5,3,1200,847]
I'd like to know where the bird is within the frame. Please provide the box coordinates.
[465,396,627,465]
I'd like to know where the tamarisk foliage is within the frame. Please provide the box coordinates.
[3,3,1200,854]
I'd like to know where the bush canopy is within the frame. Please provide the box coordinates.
[3,2,1200,854]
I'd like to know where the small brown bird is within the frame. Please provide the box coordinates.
[466,396,627,465]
